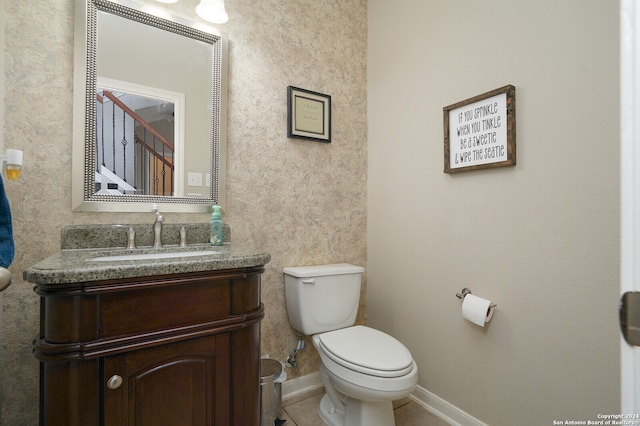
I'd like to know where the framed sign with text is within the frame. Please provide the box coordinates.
[443,85,516,173]
[287,86,332,143]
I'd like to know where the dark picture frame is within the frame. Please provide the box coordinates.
[287,86,331,142]
[443,85,516,173]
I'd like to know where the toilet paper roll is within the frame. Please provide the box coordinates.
[462,294,495,327]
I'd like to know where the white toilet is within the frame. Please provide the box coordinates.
[283,264,418,426]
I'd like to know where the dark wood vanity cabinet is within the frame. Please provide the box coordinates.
[33,267,264,426]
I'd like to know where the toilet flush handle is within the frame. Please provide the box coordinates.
[302,278,315,285]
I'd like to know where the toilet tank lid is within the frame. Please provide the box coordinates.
[283,263,364,278]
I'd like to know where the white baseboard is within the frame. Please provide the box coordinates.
[409,385,488,426]
[282,372,323,402]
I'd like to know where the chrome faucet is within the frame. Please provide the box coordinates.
[153,210,164,248]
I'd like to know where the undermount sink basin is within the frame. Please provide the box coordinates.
[88,250,222,262]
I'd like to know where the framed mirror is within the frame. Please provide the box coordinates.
[72,0,227,212]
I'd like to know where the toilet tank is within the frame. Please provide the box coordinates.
[284,263,364,335]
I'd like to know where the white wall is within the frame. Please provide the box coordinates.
[367,1,620,425]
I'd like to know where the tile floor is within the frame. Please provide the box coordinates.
[280,388,451,426]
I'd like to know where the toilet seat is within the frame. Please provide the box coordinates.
[316,326,414,378]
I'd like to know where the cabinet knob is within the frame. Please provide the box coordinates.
[107,375,123,389]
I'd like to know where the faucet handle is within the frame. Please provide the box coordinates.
[112,225,136,249]
[179,225,188,247]
[152,211,164,249]
[126,226,136,249]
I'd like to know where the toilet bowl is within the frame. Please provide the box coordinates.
[283,264,418,426]
[313,326,418,426]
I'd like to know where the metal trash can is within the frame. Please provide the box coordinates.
[260,358,287,426]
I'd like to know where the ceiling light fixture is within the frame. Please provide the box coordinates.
[195,0,229,24]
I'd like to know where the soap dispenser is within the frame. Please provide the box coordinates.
[210,205,223,246]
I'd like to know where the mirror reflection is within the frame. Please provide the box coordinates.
[72,0,227,212]
[96,83,178,196]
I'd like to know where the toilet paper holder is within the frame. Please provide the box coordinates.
[455,288,497,308]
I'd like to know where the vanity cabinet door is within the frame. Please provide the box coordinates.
[103,334,231,426]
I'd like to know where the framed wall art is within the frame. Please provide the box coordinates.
[287,86,331,142]
[443,85,516,173]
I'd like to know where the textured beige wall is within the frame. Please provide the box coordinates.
[368,1,620,425]
[0,0,367,423]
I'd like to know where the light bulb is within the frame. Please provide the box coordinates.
[195,0,229,24]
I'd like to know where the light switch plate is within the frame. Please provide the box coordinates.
[188,172,203,187]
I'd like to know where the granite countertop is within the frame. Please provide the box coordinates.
[23,244,271,285]
[23,223,270,286]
